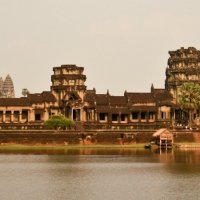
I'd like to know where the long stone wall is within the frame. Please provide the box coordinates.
[0,130,199,145]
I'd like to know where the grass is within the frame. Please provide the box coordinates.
[0,143,147,150]
[174,142,200,145]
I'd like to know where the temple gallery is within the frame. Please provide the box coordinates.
[0,47,199,130]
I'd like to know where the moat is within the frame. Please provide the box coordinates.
[0,148,200,200]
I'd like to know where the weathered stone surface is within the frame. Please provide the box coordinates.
[0,130,198,145]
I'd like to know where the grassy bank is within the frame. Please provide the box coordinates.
[0,143,147,150]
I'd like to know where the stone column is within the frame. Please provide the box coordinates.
[76,109,78,121]
[92,109,94,121]
[118,113,121,123]
[19,111,22,123]
[72,109,74,120]
[79,108,82,121]
[94,109,97,122]
[28,110,31,122]
[86,109,89,121]
[29,109,34,121]
[108,113,112,123]
[43,108,48,121]
[3,111,5,123]
[11,111,14,122]
[138,110,141,122]
[128,111,131,123]
[147,111,149,122]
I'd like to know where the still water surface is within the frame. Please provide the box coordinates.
[0,148,200,200]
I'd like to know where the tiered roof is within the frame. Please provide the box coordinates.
[0,97,30,106]
[29,92,56,103]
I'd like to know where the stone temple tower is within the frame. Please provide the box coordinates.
[0,77,3,97]
[165,47,200,103]
[51,65,87,120]
[2,74,15,98]
[51,65,87,102]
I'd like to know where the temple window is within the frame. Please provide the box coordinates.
[149,112,155,120]
[22,111,28,122]
[88,112,91,120]
[121,114,125,121]
[161,112,166,119]
[100,113,105,120]
[112,114,118,121]
[14,111,19,122]
[35,114,41,121]
[132,112,139,119]
[141,112,146,120]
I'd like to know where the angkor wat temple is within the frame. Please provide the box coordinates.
[0,47,200,130]
[0,75,15,98]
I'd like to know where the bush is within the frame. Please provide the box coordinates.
[45,114,74,130]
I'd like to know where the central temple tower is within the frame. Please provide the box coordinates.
[51,64,87,120]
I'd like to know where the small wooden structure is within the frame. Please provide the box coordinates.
[152,128,174,148]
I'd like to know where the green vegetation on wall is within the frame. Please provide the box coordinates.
[45,114,74,130]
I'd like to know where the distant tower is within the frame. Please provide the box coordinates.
[0,77,3,97]
[2,74,15,98]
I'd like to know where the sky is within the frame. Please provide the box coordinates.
[1,1,200,97]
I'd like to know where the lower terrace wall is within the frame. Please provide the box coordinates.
[0,121,173,130]
[0,130,199,145]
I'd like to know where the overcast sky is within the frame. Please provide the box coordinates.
[1,1,200,97]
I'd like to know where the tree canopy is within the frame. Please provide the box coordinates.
[178,82,200,124]
[22,88,29,97]
[178,82,200,111]
[44,114,74,130]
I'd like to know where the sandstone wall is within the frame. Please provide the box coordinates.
[0,130,199,145]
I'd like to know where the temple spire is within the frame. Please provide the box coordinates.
[2,74,15,98]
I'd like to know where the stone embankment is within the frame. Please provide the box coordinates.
[0,130,200,146]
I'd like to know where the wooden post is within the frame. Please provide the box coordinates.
[160,138,161,149]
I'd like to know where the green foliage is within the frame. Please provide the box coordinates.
[22,88,29,97]
[178,82,200,111]
[178,82,200,125]
[45,114,74,129]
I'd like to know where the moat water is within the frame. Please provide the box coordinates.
[0,148,200,200]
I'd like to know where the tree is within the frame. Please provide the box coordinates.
[178,82,200,125]
[22,88,29,97]
[44,113,74,130]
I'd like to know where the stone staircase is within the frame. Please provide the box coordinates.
[75,121,85,131]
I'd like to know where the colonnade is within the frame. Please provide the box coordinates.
[0,109,49,123]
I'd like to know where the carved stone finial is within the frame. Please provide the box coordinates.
[151,83,154,93]
[107,89,110,96]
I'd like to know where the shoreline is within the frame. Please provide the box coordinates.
[1,142,200,150]
[0,144,147,149]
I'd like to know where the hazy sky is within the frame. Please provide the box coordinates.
[1,1,200,97]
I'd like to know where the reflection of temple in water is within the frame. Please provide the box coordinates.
[156,148,200,165]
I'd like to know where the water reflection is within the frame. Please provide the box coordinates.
[1,147,200,163]
[0,148,200,200]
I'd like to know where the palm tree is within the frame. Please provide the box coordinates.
[22,88,29,97]
[178,82,200,125]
